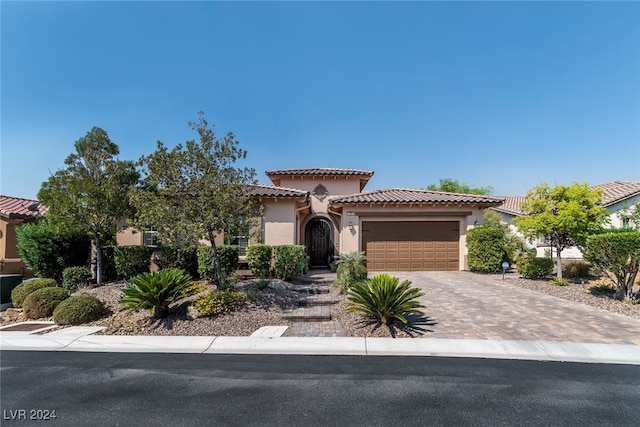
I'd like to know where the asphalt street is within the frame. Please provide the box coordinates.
[1,351,639,426]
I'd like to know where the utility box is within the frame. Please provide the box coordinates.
[0,274,23,307]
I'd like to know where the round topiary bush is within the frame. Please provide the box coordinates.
[22,287,69,319]
[53,295,105,325]
[62,266,92,292]
[11,278,59,308]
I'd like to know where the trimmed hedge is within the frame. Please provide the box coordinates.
[160,246,199,278]
[197,245,238,282]
[272,245,308,282]
[467,227,506,273]
[22,287,69,319]
[53,295,105,325]
[62,266,92,292]
[113,246,153,278]
[11,278,59,308]
[516,256,554,279]
[245,245,272,278]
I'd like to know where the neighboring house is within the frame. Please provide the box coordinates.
[119,168,504,271]
[0,195,48,275]
[492,180,640,259]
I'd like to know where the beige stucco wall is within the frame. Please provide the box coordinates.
[0,218,32,275]
[116,226,144,246]
[335,206,486,271]
[276,176,362,214]
[261,199,298,245]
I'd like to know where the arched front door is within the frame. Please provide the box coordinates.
[306,217,333,268]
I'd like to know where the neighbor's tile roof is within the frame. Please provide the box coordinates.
[0,195,48,220]
[593,181,640,206]
[248,184,308,198]
[265,168,374,177]
[492,181,640,216]
[492,196,526,216]
[329,188,504,206]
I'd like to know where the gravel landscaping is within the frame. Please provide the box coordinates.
[1,273,638,338]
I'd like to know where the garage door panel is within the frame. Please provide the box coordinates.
[363,221,459,271]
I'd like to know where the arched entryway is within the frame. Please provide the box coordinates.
[305,217,333,268]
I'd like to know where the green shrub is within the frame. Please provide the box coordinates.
[467,227,505,273]
[584,231,640,300]
[22,287,69,319]
[62,266,92,292]
[53,295,105,325]
[197,245,238,282]
[217,245,239,276]
[551,277,569,286]
[101,245,118,281]
[245,245,272,278]
[160,245,199,278]
[589,283,617,296]
[516,256,554,279]
[193,290,244,316]
[563,261,591,280]
[16,219,90,283]
[113,246,153,278]
[120,268,192,318]
[272,245,309,282]
[347,273,425,325]
[11,278,59,308]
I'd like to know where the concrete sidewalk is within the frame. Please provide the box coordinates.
[1,326,639,365]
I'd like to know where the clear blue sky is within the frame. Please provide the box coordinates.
[2,1,639,200]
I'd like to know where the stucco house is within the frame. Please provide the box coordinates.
[0,195,48,275]
[493,180,640,259]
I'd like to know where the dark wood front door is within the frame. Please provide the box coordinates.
[306,218,332,267]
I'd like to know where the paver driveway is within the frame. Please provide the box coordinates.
[390,271,640,345]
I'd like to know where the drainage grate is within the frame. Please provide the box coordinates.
[0,323,53,332]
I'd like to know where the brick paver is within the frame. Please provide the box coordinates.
[393,271,640,345]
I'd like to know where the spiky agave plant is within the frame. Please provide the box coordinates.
[120,268,193,318]
[347,273,425,325]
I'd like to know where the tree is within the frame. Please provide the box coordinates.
[130,112,259,287]
[38,127,139,286]
[425,178,493,195]
[584,231,640,300]
[513,183,609,279]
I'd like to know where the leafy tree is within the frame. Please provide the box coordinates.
[426,178,493,195]
[513,183,609,279]
[131,113,259,287]
[584,231,640,301]
[16,219,90,282]
[38,127,139,286]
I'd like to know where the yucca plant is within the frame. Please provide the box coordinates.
[347,273,425,325]
[120,268,192,318]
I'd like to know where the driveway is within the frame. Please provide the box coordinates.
[391,271,640,345]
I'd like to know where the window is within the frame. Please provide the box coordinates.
[143,226,159,247]
[231,235,249,256]
[622,218,630,229]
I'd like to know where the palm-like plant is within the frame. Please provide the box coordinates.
[120,268,193,318]
[347,273,425,325]
[334,251,367,293]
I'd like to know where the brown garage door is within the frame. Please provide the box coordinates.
[362,221,459,271]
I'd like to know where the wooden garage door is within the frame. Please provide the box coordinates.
[362,221,459,271]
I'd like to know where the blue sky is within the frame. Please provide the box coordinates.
[2,1,639,200]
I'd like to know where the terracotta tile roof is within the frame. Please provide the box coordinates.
[266,167,374,178]
[593,181,640,206]
[248,184,308,198]
[492,196,526,216]
[0,195,48,220]
[329,188,504,206]
[493,181,640,216]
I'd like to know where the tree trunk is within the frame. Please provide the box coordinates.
[555,245,563,279]
[208,232,223,288]
[95,233,103,286]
